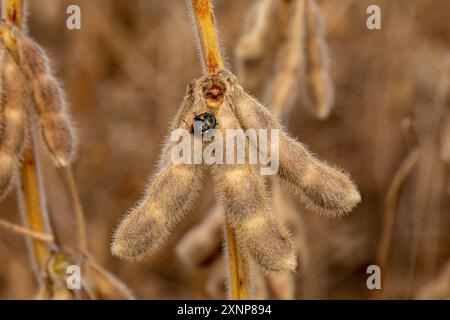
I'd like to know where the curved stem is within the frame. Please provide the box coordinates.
[377,147,420,298]
[190,0,251,299]
[61,166,88,253]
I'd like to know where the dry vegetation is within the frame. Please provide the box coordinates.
[0,0,449,300]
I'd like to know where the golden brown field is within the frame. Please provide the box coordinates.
[0,0,449,300]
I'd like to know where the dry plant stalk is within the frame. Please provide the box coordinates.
[0,0,132,300]
[303,0,334,119]
[35,250,135,300]
[0,217,53,242]
[112,0,359,300]
[0,0,57,278]
[191,0,251,300]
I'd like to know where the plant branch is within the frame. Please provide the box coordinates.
[0,218,54,243]
[62,166,88,253]
[378,148,420,296]
[190,0,251,299]
[18,143,55,277]
[191,0,224,74]
[2,0,25,29]
[225,224,251,299]
[3,0,54,281]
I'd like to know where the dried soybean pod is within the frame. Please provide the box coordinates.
[212,102,296,272]
[7,25,75,167]
[112,86,205,260]
[236,0,275,62]
[264,0,306,116]
[0,45,29,199]
[230,79,360,215]
[303,0,334,119]
[235,0,276,93]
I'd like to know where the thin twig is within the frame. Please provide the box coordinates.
[62,166,88,253]
[377,147,420,297]
[0,218,54,243]
[190,0,251,299]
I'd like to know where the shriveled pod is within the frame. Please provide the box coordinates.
[303,0,334,119]
[235,0,277,94]
[264,0,306,116]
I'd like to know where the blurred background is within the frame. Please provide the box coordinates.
[0,0,449,299]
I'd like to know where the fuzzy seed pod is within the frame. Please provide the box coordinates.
[264,0,306,117]
[212,102,296,272]
[235,0,275,62]
[235,0,276,94]
[272,180,310,270]
[214,164,296,272]
[112,87,205,260]
[230,76,360,215]
[0,45,28,199]
[303,0,334,119]
[176,205,224,267]
[5,24,75,167]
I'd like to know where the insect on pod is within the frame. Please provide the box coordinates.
[192,112,218,133]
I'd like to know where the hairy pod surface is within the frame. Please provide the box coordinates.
[5,24,75,167]
[229,72,360,215]
[0,45,28,199]
[112,89,204,260]
[212,102,296,272]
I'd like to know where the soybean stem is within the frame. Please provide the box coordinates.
[190,0,251,299]
[191,0,224,74]
[4,0,54,281]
